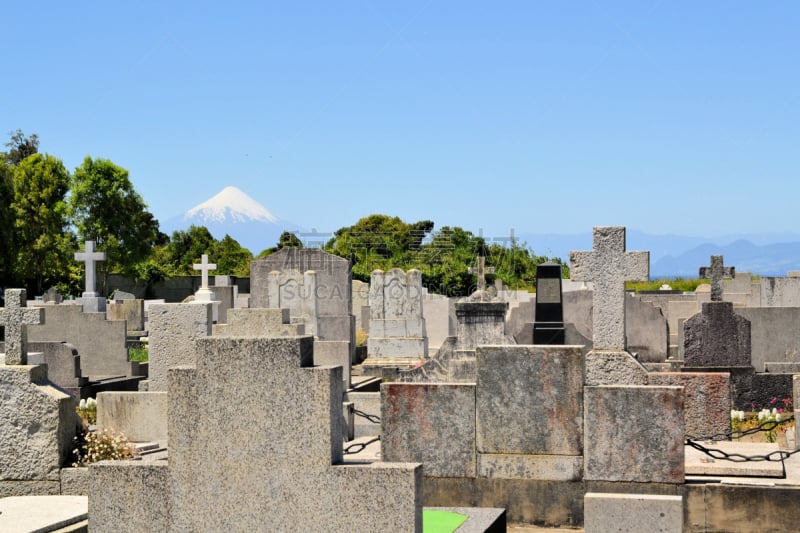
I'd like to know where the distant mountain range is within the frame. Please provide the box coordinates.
[160,186,299,253]
[518,230,800,277]
[161,188,800,277]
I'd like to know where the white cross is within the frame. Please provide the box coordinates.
[0,289,44,365]
[193,254,217,290]
[75,241,106,297]
[570,227,649,351]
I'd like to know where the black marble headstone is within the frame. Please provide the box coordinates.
[533,262,565,345]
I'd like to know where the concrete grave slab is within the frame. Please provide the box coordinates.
[382,382,476,477]
[584,386,684,483]
[143,302,212,392]
[0,495,88,533]
[476,345,583,455]
[584,493,682,533]
[648,372,730,439]
[91,336,422,531]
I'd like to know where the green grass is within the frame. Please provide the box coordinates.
[422,510,469,533]
[128,347,149,363]
[626,277,708,293]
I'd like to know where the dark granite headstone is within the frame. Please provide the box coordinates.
[533,262,565,345]
[684,301,751,367]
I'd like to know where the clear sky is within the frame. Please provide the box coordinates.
[3,2,798,241]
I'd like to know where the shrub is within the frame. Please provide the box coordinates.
[72,428,138,466]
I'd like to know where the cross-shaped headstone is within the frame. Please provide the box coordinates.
[469,255,495,295]
[193,254,217,290]
[0,289,44,365]
[75,240,106,297]
[569,226,649,351]
[699,255,734,302]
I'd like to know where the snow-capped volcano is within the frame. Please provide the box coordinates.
[184,186,279,224]
[162,186,300,253]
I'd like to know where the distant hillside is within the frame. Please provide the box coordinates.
[652,240,800,277]
[518,230,800,278]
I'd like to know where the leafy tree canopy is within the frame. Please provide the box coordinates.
[11,153,75,293]
[325,215,563,296]
[4,129,39,166]
[70,156,162,291]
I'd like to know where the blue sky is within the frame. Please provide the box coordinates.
[3,2,798,242]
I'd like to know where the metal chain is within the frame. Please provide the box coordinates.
[686,416,795,442]
[685,415,798,463]
[343,436,380,455]
[353,409,381,424]
[685,438,800,463]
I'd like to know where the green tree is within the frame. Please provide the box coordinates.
[4,129,39,166]
[213,234,253,277]
[0,154,16,285]
[11,153,75,293]
[162,225,218,275]
[70,157,161,293]
[324,214,434,280]
[257,230,303,258]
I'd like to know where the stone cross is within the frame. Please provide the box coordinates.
[699,255,734,302]
[0,289,44,365]
[193,254,217,290]
[569,226,649,351]
[75,240,106,297]
[469,256,495,294]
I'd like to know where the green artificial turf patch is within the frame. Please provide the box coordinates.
[422,509,469,533]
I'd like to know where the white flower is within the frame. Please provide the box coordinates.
[87,398,97,408]
[776,413,783,422]
[79,399,86,409]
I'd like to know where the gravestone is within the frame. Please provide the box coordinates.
[570,227,650,385]
[584,385,684,483]
[107,299,145,333]
[251,248,355,383]
[89,336,421,531]
[211,275,238,321]
[363,269,428,371]
[212,308,304,337]
[468,254,495,302]
[192,254,216,303]
[533,262,565,345]
[74,241,106,313]
[0,289,80,497]
[26,342,87,397]
[682,298,756,409]
[43,288,63,304]
[456,257,508,351]
[111,290,136,301]
[700,255,735,302]
[28,305,131,379]
[381,343,586,524]
[0,289,44,365]
[141,302,212,392]
[352,279,370,331]
[265,269,318,335]
[684,302,751,368]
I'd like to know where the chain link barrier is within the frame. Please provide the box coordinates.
[343,436,380,455]
[686,415,798,463]
[353,409,381,424]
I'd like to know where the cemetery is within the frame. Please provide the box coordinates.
[5,227,800,532]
